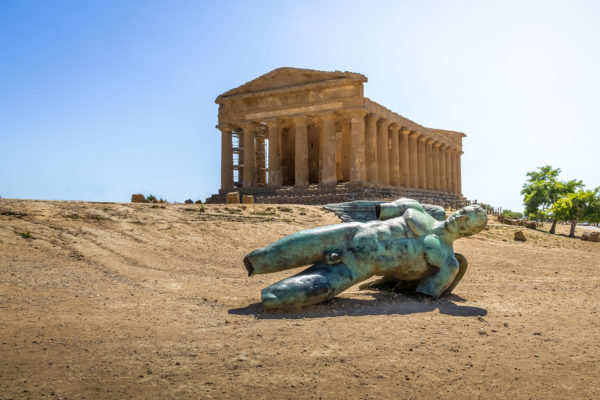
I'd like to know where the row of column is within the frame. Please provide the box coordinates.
[219,110,462,194]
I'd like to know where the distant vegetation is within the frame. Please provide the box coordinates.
[522,165,600,237]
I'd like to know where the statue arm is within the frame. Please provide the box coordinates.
[416,253,459,299]
[376,198,423,220]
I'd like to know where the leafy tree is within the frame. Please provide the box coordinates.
[552,188,600,237]
[521,166,582,234]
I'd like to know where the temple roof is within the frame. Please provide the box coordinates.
[216,67,367,102]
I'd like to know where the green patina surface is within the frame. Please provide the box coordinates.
[244,198,487,309]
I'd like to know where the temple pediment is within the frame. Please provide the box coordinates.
[216,67,367,101]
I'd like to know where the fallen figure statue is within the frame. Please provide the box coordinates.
[243,198,487,310]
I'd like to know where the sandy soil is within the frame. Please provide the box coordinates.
[1,199,599,399]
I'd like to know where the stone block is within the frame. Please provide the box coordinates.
[131,194,146,203]
[581,232,590,241]
[526,221,537,230]
[195,200,203,204]
[514,230,526,242]
[242,195,255,204]
[226,192,240,204]
[590,231,600,242]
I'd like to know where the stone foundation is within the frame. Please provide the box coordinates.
[206,182,467,206]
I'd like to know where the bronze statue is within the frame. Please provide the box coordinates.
[244,198,487,309]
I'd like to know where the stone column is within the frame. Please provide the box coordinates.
[319,112,337,187]
[377,118,390,184]
[417,135,427,190]
[218,126,234,192]
[341,119,351,181]
[348,110,367,183]
[388,124,400,186]
[400,129,411,187]
[445,147,452,193]
[433,142,441,192]
[256,135,266,186]
[365,113,378,184]
[439,145,447,193]
[450,148,457,194]
[457,151,463,195]
[265,119,282,187]
[294,116,308,187]
[240,122,255,188]
[408,132,419,188]
[425,138,434,191]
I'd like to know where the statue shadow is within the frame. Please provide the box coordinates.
[228,292,487,320]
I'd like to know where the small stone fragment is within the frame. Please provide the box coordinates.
[514,230,526,242]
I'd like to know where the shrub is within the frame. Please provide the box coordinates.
[502,209,523,219]
[19,231,32,239]
[146,194,157,203]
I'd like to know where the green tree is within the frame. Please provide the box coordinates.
[552,189,600,237]
[501,209,523,219]
[521,166,582,234]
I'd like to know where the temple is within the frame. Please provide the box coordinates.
[206,67,466,205]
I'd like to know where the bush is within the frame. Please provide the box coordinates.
[502,209,523,219]
[146,194,157,203]
[19,231,32,239]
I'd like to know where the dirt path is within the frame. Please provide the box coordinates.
[1,200,598,399]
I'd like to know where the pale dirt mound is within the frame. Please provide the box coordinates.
[0,200,598,399]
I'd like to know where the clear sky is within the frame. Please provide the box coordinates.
[1,0,599,211]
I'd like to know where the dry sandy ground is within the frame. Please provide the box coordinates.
[0,199,599,399]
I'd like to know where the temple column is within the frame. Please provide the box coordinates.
[450,148,457,194]
[240,122,255,188]
[294,116,308,187]
[265,119,282,187]
[400,129,410,187]
[445,147,452,193]
[425,138,434,191]
[388,124,400,186]
[256,135,266,186]
[433,142,441,192]
[348,110,367,183]
[417,135,427,190]
[341,120,351,181]
[365,113,378,183]
[439,145,447,193]
[377,118,390,184]
[408,132,419,188]
[218,125,234,192]
[457,151,463,195]
[319,112,337,187]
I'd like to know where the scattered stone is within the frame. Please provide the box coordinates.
[131,194,146,203]
[184,199,194,204]
[589,232,599,242]
[526,221,537,230]
[581,232,590,241]
[195,200,203,204]
[496,215,505,223]
[226,192,240,204]
[242,195,255,204]
[514,230,526,242]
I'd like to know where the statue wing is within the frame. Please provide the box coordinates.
[323,198,447,223]
[323,200,381,222]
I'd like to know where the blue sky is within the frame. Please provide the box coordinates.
[1,1,599,211]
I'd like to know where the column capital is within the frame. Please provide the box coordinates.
[216,124,231,133]
[440,144,447,151]
[425,137,434,144]
[292,115,308,124]
[263,118,281,128]
[377,118,390,127]
[317,111,337,123]
[400,127,411,136]
[238,121,255,131]
[417,134,427,142]
[346,109,368,120]
[433,141,441,148]
[389,123,400,132]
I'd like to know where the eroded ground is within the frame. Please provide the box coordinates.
[0,199,598,399]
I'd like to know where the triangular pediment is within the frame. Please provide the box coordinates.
[217,67,367,101]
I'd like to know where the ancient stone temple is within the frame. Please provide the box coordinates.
[206,67,466,205]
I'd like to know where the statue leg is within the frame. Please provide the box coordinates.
[261,262,358,309]
[244,223,361,276]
